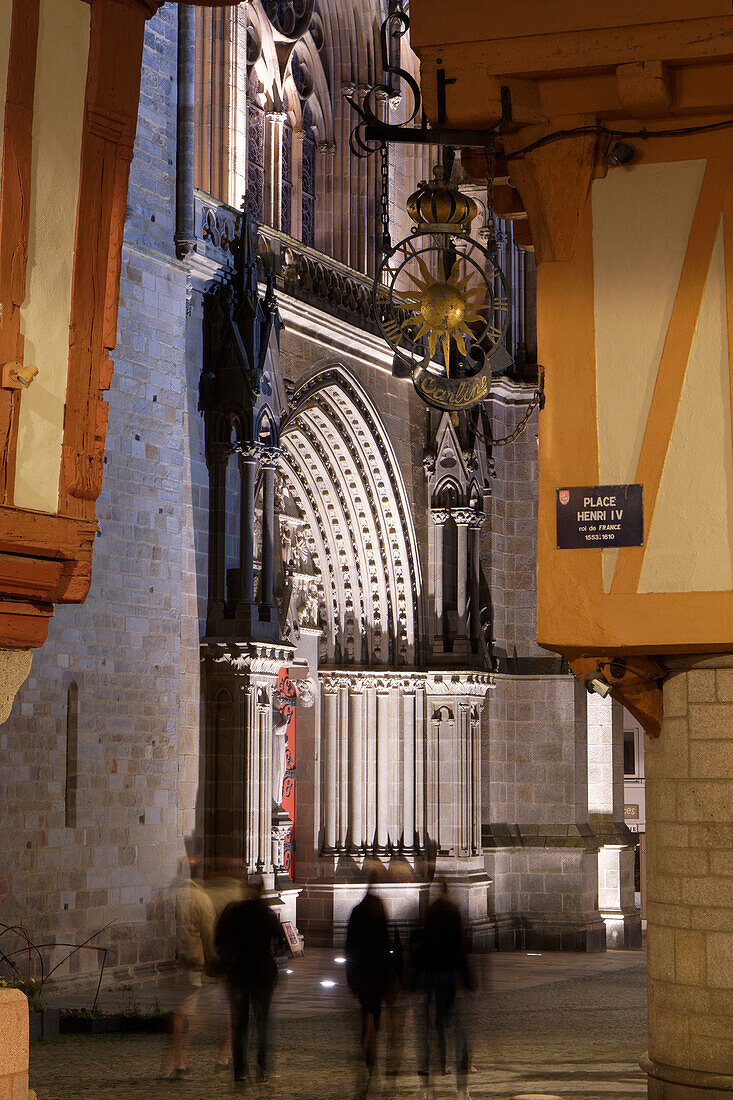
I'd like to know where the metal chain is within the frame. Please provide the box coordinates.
[490,388,542,446]
[475,376,543,449]
[484,138,496,254]
[379,141,392,254]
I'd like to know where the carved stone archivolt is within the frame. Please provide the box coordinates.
[280,365,422,669]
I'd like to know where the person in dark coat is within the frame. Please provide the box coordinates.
[414,879,473,1100]
[345,874,391,1097]
[214,876,288,1085]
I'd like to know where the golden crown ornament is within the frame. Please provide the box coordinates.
[373,164,512,412]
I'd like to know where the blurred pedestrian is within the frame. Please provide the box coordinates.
[162,856,216,1081]
[203,858,248,1072]
[215,875,288,1086]
[345,873,391,1098]
[414,879,473,1100]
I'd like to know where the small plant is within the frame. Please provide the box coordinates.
[0,974,46,1012]
[113,983,139,1016]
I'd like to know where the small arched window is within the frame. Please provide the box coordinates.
[281,116,293,236]
[247,72,265,221]
[65,681,79,828]
[301,103,316,248]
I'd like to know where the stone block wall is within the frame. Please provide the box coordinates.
[486,674,587,825]
[0,9,200,978]
[483,673,605,949]
[485,388,545,670]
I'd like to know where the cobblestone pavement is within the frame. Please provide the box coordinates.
[31,949,647,1100]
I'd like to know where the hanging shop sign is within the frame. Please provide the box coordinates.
[346,2,526,414]
[556,484,643,549]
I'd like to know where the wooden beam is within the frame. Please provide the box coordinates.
[0,0,40,506]
[611,158,733,595]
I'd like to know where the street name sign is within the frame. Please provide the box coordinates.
[556,484,643,549]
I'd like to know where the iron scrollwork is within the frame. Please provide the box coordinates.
[347,0,421,158]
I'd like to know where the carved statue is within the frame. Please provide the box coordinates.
[296,677,316,708]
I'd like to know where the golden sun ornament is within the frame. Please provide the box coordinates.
[372,162,512,410]
[400,255,490,373]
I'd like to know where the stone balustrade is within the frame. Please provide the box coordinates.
[194,190,377,334]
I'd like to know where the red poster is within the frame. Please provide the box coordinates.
[276,668,296,879]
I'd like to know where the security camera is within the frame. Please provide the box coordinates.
[607,141,636,167]
[584,670,612,698]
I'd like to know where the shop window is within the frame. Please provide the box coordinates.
[623,729,636,777]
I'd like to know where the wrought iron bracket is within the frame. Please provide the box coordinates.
[347,0,513,158]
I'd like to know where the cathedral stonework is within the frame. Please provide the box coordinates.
[0,0,639,973]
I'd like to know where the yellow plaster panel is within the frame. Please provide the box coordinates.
[0,1,12,180]
[15,0,89,514]
[592,160,705,592]
[639,220,733,593]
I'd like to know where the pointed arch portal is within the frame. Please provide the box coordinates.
[281,363,423,667]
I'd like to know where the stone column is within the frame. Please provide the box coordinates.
[206,444,229,618]
[431,509,447,641]
[454,510,471,625]
[257,687,273,878]
[244,684,258,872]
[316,141,336,257]
[376,683,391,853]
[290,126,304,240]
[338,684,349,852]
[239,444,258,607]
[349,681,364,851]
[471,707,481,854]
[175,3,196,260]
[322,681,338,854]
[260,449,278,612]
[402,685,416,852]
[642,655,733,1099]
[265,111,286,229]
[470,514,484,643]
[0,648,32,724]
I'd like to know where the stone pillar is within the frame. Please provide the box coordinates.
[349,682,364,851]
[376,684,391,852]
[175,3,196,260]
[456,515,469,622]
[322,683,338,854]
[260,450,278,611]
[244,684,259,872]
[265,111,286,229]
[0,989,29,1099]
[587,693,640,949]
[316,142,336,257]
[338,684,349,852]
[431,509,446,638]
[402,686,416,852]
[206,444,228,618]
[0,648,32,725]
[470,515,484,644]
[257,687,273,879]
[471,707,481,854]
[290,126,304,240]
[239,444,258,607]
[642,655,733,1099]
